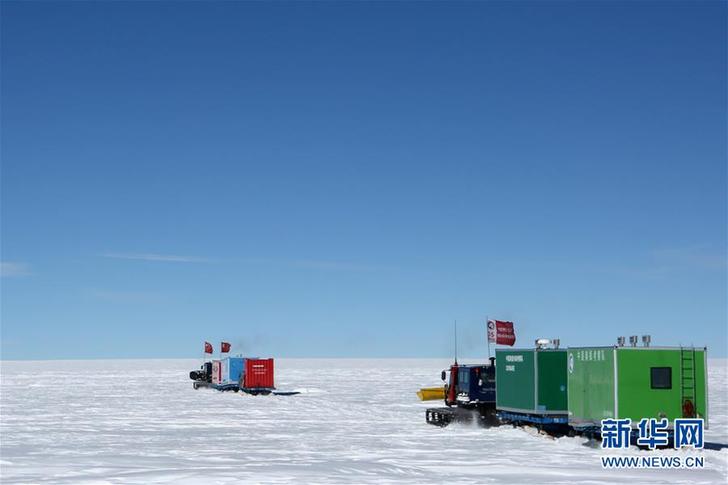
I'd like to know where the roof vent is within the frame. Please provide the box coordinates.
[535,338,550,349]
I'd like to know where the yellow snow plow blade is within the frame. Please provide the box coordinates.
[417,386,445,401]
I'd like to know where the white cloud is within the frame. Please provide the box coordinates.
[101,252,212,263]
[1,261,31,277]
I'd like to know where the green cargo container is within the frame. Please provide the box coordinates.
[567,346,708,429]
[495,348,568,415]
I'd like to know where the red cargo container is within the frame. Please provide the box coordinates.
[243,358,274,389]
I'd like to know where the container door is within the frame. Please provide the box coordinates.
[495,350,535,412]
[229,358,244,385]
[221,358,229,384]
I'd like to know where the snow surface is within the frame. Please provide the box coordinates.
[1,358,726,484]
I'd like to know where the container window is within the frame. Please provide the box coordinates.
[650,367,672,389]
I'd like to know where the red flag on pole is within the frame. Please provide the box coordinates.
[221,341,231,353]
[487,320,516,346]
[204,341,213,354]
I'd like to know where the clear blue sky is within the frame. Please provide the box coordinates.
[1,1,725,359]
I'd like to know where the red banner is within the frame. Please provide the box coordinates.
[487,319,516,346]
[221,341,231,353]
[204,341,213,354]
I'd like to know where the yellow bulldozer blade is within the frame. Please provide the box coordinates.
[417,386,445,401]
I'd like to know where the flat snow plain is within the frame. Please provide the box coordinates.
[1,358,726,484]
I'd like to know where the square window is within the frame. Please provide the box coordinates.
[650,367,672,389]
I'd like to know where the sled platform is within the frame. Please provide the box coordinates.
[192,381,215,390]
[193,382,241,391]
[240,387,274,395]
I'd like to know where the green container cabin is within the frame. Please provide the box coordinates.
[495,348,568,415]
[567,346,708,429]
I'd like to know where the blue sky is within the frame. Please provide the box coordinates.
[1,1,725,359]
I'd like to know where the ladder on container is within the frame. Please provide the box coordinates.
[680,347,696,417]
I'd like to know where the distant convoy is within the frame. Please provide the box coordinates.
[190,334,709,444]
[189,342,298,396]
[422,335,708,442]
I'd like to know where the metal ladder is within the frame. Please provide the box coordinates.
[680,347,696,417]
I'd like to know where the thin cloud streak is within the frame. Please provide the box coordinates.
[102,252,213,263]
[87,289,164,303]
[593,244,726,279]
[102,252,392,272]
[232,257,392,272]
[1,261,31,277]
[292,259,392,272]
[651,245,727,271]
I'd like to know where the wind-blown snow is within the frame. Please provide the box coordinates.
[1,358,726,484]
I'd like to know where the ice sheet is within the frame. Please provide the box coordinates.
[1,358,726,484]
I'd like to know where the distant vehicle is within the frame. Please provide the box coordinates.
[189,361,213,388]
[425,358,497,426]
[190,356,276,394]
[423,336,711,448]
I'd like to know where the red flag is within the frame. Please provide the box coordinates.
[487,319,516,346]
[221,341,231,353]
[204,341,213,354]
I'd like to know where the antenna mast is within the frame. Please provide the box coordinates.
[454,320,458,364]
